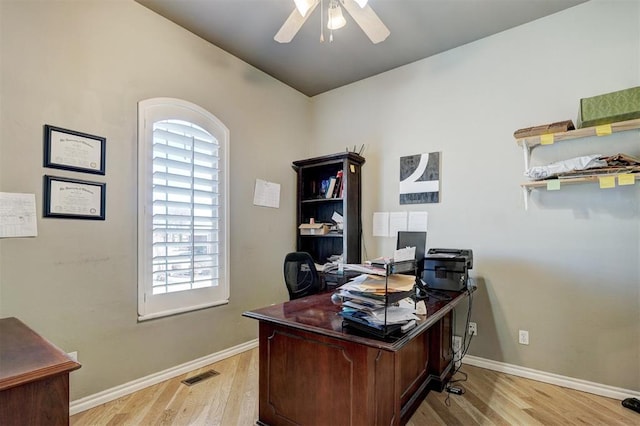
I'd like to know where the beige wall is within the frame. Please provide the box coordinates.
[1,0,638,403]
[311,0,639,391]
[0,0,310,399]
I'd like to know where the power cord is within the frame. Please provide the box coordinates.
[444,283,475,406]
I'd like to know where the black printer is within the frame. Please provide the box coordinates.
[421,248,473,292]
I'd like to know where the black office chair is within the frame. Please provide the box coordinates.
[283,252,321,300]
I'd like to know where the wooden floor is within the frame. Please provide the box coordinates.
[71,348,639,425]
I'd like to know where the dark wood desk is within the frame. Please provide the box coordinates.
[0,317,81,426]
[243,289,470,426]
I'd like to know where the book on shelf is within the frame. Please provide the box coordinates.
[333,170,343,198]
[325,177,337,199]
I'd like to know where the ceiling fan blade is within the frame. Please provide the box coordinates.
[274,1,319,43]
[342,0,390,44]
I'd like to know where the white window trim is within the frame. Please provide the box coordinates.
[137,98,230,321]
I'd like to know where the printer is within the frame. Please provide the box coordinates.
[421,248,473,292]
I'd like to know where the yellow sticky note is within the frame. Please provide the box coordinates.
[540,134,554,145]
[599,176,616,189]
[595,124,612,136]
[618,174,636,186]
[546,180,561,191]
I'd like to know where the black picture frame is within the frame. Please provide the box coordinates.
[44,124,106,175]
[43,175,106,220]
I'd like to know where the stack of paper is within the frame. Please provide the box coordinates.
[337,274,418,332]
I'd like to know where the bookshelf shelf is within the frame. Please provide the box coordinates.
[301,198,344,204]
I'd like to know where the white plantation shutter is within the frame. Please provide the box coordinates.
[138,99,229,321]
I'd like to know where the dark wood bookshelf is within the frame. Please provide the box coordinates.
[292,152,365,264]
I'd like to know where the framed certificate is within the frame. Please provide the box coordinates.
[43,175,106,220]
[44,125,106,175]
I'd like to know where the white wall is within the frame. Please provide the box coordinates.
[311,0,639,391]
[0,0,310,399]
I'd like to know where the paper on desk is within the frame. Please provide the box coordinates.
[343,263,386,276]
[350,274,416,292]
[394,247,415,262]
[337,288,386,306]
[368,307,419,325]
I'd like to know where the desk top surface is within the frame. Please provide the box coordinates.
[243,288,470,351]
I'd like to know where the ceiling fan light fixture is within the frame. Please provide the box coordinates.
[294,0,315,17]
[354,0,368,8]
[327,1,347,30]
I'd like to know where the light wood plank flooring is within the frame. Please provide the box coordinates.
[71,348,639,425]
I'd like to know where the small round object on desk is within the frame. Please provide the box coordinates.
[330,292,343,305]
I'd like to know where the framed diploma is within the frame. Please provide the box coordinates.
[43,175,106,220]
[44,125,106,175]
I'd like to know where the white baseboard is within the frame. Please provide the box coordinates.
[463,355,640,401]
[70,339,259,416]
[71,341,638,416]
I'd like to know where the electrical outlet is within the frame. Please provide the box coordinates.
[519,330,529,345]
[68,351,78,362]
[468,322,477,336]
[452,335,462,352]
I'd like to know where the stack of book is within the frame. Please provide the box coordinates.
[321,170,344,199]
[336,265,418,337]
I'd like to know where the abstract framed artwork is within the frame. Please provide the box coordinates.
[399,152,440,204]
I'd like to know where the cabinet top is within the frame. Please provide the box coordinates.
[0,317,81,390]
[292,151,365,170]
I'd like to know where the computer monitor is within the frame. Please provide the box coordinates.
[396,231,426,274]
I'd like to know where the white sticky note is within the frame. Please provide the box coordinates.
[540,134,554,145]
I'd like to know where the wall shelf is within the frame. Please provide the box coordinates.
[515,118,640,209]
[516,118,640,149]
[521,174,640,188]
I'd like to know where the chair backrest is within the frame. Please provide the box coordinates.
[283,252,321,300]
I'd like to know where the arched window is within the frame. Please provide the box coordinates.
[137,98,229,321]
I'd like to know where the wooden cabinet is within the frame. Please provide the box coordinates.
[0,317,81,426]
[243,290,467,426]
[292,152,365,264]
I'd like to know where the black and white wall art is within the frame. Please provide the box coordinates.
[399,152,440,204]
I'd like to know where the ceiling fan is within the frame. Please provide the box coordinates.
[275,0,390,44]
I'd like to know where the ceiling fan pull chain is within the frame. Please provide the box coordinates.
[320,0,325,42]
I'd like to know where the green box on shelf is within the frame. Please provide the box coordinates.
[577,86,640,128]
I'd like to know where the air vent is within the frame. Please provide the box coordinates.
[181,369,219,386]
